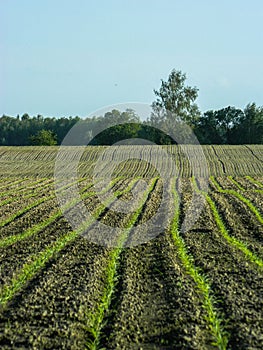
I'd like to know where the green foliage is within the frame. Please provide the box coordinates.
[194,107,244,144]
[151,69,201,126]
[90,109,141,145]
[85,177,158,349]
[210,176,263,225]
[0,74,263,145]
[0,114,80,146]
[170,178,229,350]
[232,103,263,144]
[193,177,263,268]
[194,103,263,144]
[29,129,57,146]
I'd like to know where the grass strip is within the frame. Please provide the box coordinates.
[0,178,29,191]
[0,179,54,208]
[170,178,228,350]
[227,176,246,191]
[0,178,139,308]
[210,176,263,225]
[0,178,47,199]
[228,176,263,194]
[0,177,122,247]
[0,183,93,247]
[0,177,98,227]
[85,177,158,350]
[245,176,263,189]
[193,177,263,269]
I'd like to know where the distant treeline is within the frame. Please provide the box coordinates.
[0,103,263,146]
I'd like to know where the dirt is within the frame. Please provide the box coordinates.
[179,178,263,350]
[0,175,262,349]
[98,181,213,349]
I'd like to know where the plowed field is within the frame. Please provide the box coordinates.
[0,145,262,349]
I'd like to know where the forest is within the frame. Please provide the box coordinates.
[1,103,262,146]
[1,70,262,146]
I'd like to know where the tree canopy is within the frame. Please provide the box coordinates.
[0,69,262,145]
[151,69,201,127]
[29,129,57,146]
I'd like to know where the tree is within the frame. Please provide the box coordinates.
[150,69,201,127]
[237,103,263,144]
[194,110,223,144]
[21,113,30,121]
[91,109,141,145]
[213,106,243,144]
[29,129,57,146]
[194,107,244,144]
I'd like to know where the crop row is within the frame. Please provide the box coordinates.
[0,175,262,349]
[1,145,263,178]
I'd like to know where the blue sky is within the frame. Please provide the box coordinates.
[0,0,262,118]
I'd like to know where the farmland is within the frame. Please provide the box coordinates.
[0,145,262,349]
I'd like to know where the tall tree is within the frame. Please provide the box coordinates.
[149,69,201,144]
[150,69,201,127]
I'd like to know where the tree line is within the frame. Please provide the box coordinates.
[1,70,262,145]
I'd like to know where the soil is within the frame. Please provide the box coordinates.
[0,175,262,349]
[179,178,263,350]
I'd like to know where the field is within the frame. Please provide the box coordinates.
[0,145,262,349]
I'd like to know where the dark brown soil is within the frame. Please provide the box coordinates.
[0,237,111,349]
[179,178,263,350]
[208,191,263,257]
[0,175,262,349]
[0,179,145,349]
[99,181,213,349]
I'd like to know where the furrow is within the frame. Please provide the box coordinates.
[0,181,95,248]
[227,176,263,194]
[170,178,228,350]
[0,178,48,199]
[0,178,29,191]
[0,178,139,308]
[193,177,263,269]
[99,178,222,349]
[0,178,55,208]
[179,178,263,349]
[207,190,263,258]
[85,177,158,349]
[0,178,90,227]
[210,176,263,225]
[246,176,263,189]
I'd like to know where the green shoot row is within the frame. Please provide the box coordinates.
[0,178,95,227]
[0,177,123,247]
[85,177,158,350]
[170,178,229,350]
[0,178,48,199]
[210,176,263,225]
[0,178,30,191]
[193,177,263,269]
[0,178,139,308]
[228,176,263,193]
[245,176,263,189]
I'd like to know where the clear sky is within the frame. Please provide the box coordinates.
[0,0,262,118]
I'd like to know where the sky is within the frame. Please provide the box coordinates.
[0,0,262,118]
